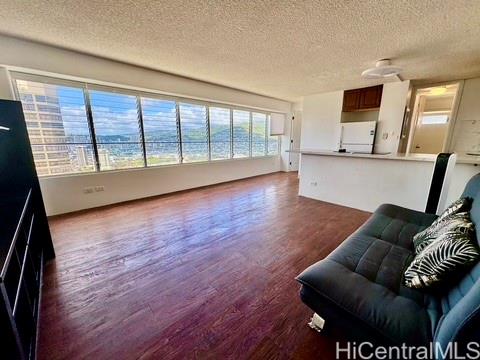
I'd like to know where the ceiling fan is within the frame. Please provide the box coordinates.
[361,59,403,81]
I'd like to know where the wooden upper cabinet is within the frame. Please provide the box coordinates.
[342,89,361,112]
[343,85,383,112]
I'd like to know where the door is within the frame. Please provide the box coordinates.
[289,111,302,171]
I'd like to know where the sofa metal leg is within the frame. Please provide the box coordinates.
[308,313,325,332]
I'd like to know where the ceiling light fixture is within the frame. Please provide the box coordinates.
[429,87,448,96]
[361,59,403,80]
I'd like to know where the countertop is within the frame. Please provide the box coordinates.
[287,149,480,165]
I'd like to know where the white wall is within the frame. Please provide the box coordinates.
[0,35,290,113]
[301,91,343,150]
[0,67,14,100]
[299,154,480,213]
[411,124,448,153]
[375,81,410,154]
[451,77,480,154]
[299,155,433,212]
[0,35,292,215]
[40,157,280,216]
[444,163,480,207]
[456,78,480,121]
[300,81,410,154]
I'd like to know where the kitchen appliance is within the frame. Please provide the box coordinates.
[338,120,376,153]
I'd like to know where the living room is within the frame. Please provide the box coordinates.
[0,1,479,359]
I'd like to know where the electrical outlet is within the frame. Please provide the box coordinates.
[95,186,105,192]
[310,181,318,187]
[83,187,94,194]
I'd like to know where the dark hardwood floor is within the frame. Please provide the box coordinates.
[38,172,370,359]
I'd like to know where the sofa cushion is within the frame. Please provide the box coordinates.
[355,203,437,250]
[296,203,441,345]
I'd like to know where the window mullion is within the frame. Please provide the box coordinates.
[249,112,252,158]
[83,87,100,171]
[206,105,211,161]
[265,114,268,156]
[176,102,183,163]
[136,96,147,167]
[230,109,234,159]
[267,114,270,155]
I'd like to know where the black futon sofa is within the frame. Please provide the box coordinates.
[297,173,480,353]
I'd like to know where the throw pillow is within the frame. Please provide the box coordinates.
[404,213,480,289]
[413,212,474,254]
[413,197,472,254]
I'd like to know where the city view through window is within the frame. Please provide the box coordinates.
[15,77,280,177]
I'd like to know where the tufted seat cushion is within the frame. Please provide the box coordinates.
[296,203,440,345]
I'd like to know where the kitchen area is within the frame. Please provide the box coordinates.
[293,76,480,213]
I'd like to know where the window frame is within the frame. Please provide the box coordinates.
[140,96,181,166]
[419,110,450,125]
[251,112,268,157]
[231,108,252,159]
[208,106,232,161]
[11,72,281,178]
[87,86,145,171]
[13,74,98,176]
[178,101,210,163]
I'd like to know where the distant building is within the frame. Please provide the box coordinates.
[76,146,90,168]
[98,148,111,169]
[16,80,71,176]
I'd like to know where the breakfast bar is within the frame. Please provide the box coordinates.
[293,149,480,213]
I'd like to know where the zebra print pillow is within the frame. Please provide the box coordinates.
[413,197,472,254]
[413,212,475,254]
[404,215,480,289]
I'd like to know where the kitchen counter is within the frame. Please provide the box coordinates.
[288,149,480,165]
[295,148,480,213]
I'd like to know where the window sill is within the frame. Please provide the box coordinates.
[38,155,280,180]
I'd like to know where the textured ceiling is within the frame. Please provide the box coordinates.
[0,1,479,101]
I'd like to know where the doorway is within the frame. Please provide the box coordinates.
[407,83,460,154]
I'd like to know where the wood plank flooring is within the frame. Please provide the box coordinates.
[38,172,370,359]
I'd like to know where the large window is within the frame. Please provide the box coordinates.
[89,90,144,170]
[233,110,250,158]
[14,74,281,177]
[209,107,231,160]
[15,79,95,176]
[141,97,180,165]
[179,103,209,163]
[252,112,267,157]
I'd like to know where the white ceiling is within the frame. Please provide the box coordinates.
[0,1,479,102]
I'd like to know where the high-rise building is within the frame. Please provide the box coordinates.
[16,80,72,176]
[97,148,111,169]
[76,146,89,168]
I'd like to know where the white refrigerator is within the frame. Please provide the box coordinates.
[339,121,377,153]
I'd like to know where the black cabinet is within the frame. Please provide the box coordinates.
[0,100,55,360]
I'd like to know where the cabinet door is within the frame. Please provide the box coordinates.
[359,85,383,110]
[343,90,361,112]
